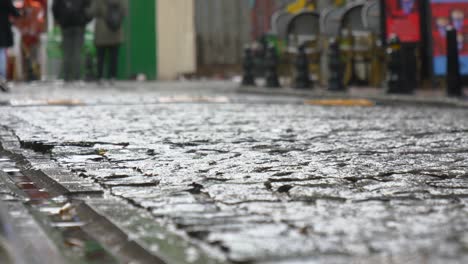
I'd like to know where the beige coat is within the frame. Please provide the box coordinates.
[87,0,128,46]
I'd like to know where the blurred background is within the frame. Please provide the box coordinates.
[2,0,468,90]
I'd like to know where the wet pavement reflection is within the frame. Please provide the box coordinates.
[0,82,468,263]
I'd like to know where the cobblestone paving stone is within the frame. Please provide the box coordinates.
[1,83,468,263]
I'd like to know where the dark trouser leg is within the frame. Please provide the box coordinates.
[0,48,7,80]
[23,43,40,81]
[72,27,85,81]
[62,27,85,81]
[62,28,73,81]
[108,45,119,79]
[96,46,106,80]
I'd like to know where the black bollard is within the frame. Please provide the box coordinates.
[386,35,404,94]
[446,26,462,97]
[253,36,268,78]
[241,47,256,86]
[265,45,281,88]
[294,44,312,89]
[401,44,417,94]
[328,38,345,91]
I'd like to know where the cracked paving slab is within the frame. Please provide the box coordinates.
[1,87,468,263]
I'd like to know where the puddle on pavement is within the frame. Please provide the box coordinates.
[0,154,117,263]
[38,206,63,215]
[50,222,87,228]
[2,168,20,173]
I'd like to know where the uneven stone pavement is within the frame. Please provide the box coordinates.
[1,82,468,263]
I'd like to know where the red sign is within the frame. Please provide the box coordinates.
[385,0,421,43]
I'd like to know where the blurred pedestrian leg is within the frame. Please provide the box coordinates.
[0,48,6,79]
[14,0,45,81]
[52,0,92,83]
[0,0,20,92]
[62,27,85,82]
[97,45,119,81]
[20,42,40,81]
[88,0,127,84]
[0,48,8,92]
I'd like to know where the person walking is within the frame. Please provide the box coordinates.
[52,0,91,83]
[0,0,20,92]
[88,0,127,85]
[14,0,45,81]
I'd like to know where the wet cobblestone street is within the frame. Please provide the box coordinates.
[1,82,468,263]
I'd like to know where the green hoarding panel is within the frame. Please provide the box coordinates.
[118,0,157,80]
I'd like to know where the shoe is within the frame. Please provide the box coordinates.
[63,81,74,88]
[0,80,10,93]
[76,81,86,88]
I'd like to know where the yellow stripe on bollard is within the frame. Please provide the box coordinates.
[304,99,375,107]
[286,0,315,13]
